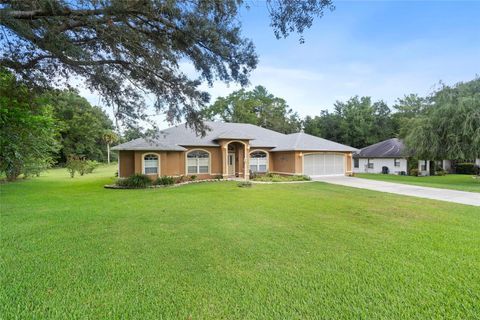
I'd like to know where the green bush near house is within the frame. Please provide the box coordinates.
[155,176,175,186]
[252,173,311,182]
[409,168,419,176]
[455,162,476,175]
[237,181,252,188]
[116,173,152,188]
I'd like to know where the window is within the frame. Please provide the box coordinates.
[250,151,268,173]
[144,154,159,174]
[354,158,359,168]
[394,158,400,167]
[187,150,209,174]
[421,160,427,171]
[367,160,374,169]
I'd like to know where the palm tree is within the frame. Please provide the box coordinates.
[103,131,118,164]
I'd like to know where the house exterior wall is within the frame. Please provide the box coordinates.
[271,151,297,175]
[118,148,353,179]
[118,151,135,178]
[353,158,408,174]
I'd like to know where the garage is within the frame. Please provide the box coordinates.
[303,153,345,176]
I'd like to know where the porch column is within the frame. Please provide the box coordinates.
[222,144,228,178]
[244,144,250,180]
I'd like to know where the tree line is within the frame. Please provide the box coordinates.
[205,80,479,162]
[0,70,117,181]
[1,67,478,181]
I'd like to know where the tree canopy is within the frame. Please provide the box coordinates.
[403,79,480,160]
[304,96,395,148]
[0,0,333,131]
[203,85,302,134]
[0,69,59,180]
[47,90,115,163]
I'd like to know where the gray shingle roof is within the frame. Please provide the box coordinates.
[111,138,187,151]
[354,138,406,158]
[273,132,358,152]
[112,121,357,152]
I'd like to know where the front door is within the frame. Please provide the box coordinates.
[228,153,235,176]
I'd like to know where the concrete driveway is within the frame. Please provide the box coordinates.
[312,176,480,207]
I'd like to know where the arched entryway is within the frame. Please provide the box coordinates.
[224,140,249,179]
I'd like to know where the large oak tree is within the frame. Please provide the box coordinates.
[0,0,333,132]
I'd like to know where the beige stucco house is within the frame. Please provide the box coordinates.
[112,122,358,180]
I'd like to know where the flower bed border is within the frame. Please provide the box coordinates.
[104,179,226,189]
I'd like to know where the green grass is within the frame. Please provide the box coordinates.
[356,173,480,193]
[1,166,480,319]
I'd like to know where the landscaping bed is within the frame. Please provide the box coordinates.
[251,173,311,183]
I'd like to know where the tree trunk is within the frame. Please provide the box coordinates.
[107,143,110,164]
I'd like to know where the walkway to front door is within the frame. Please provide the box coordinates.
[312,176,480,206]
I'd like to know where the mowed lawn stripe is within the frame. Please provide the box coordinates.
[1,166,479,319]
[357,173,480,193]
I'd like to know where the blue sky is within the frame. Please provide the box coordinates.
[81,1,480,126]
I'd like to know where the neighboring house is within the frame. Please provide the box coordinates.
[353,138,463,176]
[353,138,408,175]
[111,122,358,180]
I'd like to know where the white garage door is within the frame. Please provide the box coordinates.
[304,153,345,176]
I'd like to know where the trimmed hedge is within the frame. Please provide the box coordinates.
[455,163,476,175]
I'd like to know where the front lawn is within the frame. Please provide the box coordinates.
[356,173,480,193]
[1,166,479,319]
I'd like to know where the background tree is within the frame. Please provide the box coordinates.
[204,85,302,133]
[392,94,430,137]
[103,130,119,164]
[303,111,342,142]
[0,70,58,180]
[122,126,144,142]
[47,90,115,163]
[0,0,333,132]
[403,78,480,160]
[304,96,396,148]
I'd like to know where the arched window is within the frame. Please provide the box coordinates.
[187,150,209,174]
[250,151,268,173]
[144,154,159,174]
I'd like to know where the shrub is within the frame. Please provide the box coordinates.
[410,168,419,177]
[251,174,310,182]
[175,175,186,184]
[455,162,476,175]
[190,175,197,181]
[66,155,82,178]
[435,170,447,176]
[116,174,152,188]
[214,175,223,180]
[237,181,252,188]
[77,161,87,176]
[85,160,99,174]
[155,176,175,186]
